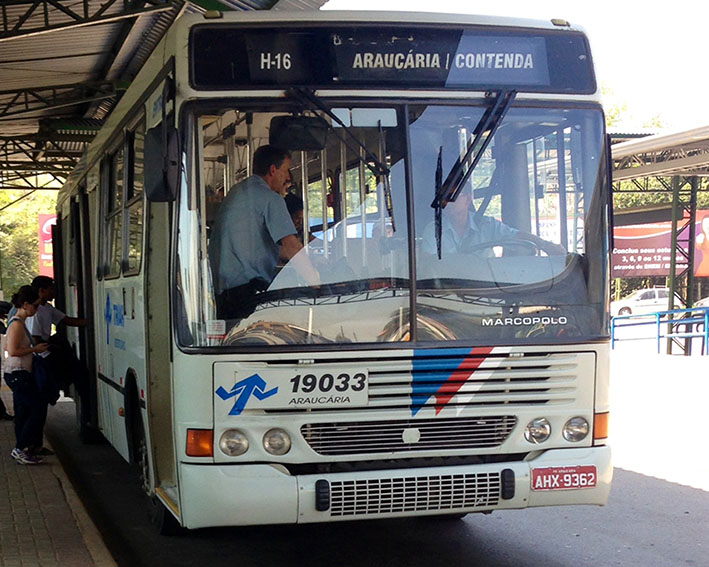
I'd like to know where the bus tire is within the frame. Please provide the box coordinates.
[135,420,151,496]
[149,497,183,536]
[124,376,142,465]
[125,376,184,535]
[144,479,185,536]
[124,374,151,487]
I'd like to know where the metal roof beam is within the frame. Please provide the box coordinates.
[0,165,63,187]
[0,134,93,145]
[0,82,121,120]
[0,191,35,211]
[0,160,75,171]
[0,168,65,186]
[0,0,181,42]
[0,137,85,159]
[614,152,709,181]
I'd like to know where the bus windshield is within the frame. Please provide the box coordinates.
[175,101,608,348]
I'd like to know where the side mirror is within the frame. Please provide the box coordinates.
[145,124,180,202]
[269,115,329,151]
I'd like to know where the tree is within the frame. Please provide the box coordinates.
[0,189,57,298]
[602,84,628,129]
[614,178,709,211]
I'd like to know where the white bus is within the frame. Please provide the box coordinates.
[55,10,612,533]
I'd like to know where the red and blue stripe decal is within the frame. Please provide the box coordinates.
[411,347,494,416]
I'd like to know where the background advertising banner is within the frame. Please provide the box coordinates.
[38,214,56,277]
[696,210,709,276]
[612,210,709,278]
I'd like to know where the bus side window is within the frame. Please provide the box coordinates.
[68,199,80,287]
[125,118,146,274]
[102,145,124,278]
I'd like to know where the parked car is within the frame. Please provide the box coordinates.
[694,296,709,308]
[610,287,681,317]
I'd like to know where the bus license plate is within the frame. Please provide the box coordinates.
[531,466,597,491]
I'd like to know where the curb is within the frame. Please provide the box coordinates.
[46,441,118,567]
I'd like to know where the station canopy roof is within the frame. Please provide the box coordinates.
[5,3,708,194]
[612,125,709,181]
[0,0,325,192]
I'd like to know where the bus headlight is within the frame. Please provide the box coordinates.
[263,428,291,455]
[562,417,589,442]
[524,418,551,444]
[219,429,249,456]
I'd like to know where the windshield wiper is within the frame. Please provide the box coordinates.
[431,90,516,258]
[287,87,395,231]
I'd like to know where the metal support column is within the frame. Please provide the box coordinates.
[666,175,698,354]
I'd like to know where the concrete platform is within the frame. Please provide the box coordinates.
[0,385,115,567]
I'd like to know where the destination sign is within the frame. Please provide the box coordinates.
[190,25,594,93]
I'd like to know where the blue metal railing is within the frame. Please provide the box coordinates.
[611,306,709,355]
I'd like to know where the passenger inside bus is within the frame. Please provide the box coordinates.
[207,145,320,320]
[284,192,316,245]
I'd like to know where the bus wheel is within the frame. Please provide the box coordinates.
[136,429,151,496]
[149,497,183,536]
[136,423,183,535]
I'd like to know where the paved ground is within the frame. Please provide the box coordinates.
[0,385,114,567]
[611,323,709,491]
[0,323,706,566]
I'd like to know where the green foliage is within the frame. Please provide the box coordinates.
[601,84,628,128]
[0,190,57,298]
[605,101,628,128]
[642,115,667,130]
[613,178,709,211]
[611,276,667,301]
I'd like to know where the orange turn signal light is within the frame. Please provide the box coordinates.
[593,412,609,442]
[186,429,213,457]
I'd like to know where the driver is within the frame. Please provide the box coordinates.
[421,187,565,257]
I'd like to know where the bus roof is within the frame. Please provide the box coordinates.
[182,10,586,33]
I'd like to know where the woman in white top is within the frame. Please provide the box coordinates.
[3,285,49,465]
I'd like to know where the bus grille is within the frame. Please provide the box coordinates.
[329,472,500,516]
[371,351,582,412]
[265,351,585,414]
[302,416,517,455]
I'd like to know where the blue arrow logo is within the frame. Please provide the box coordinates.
[216,373,278,415]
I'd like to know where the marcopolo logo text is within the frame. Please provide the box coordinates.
[482,316,568,327]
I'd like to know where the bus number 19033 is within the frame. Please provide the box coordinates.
[290,373,366,395]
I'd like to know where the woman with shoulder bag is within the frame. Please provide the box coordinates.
[3,285,50,465]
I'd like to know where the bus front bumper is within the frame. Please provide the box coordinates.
[178,446,612,529]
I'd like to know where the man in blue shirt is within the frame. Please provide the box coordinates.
[421,187,566,257]
[209,145,320,319]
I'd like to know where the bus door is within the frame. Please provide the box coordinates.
[142,76,178,505]
[67,188,99,433]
